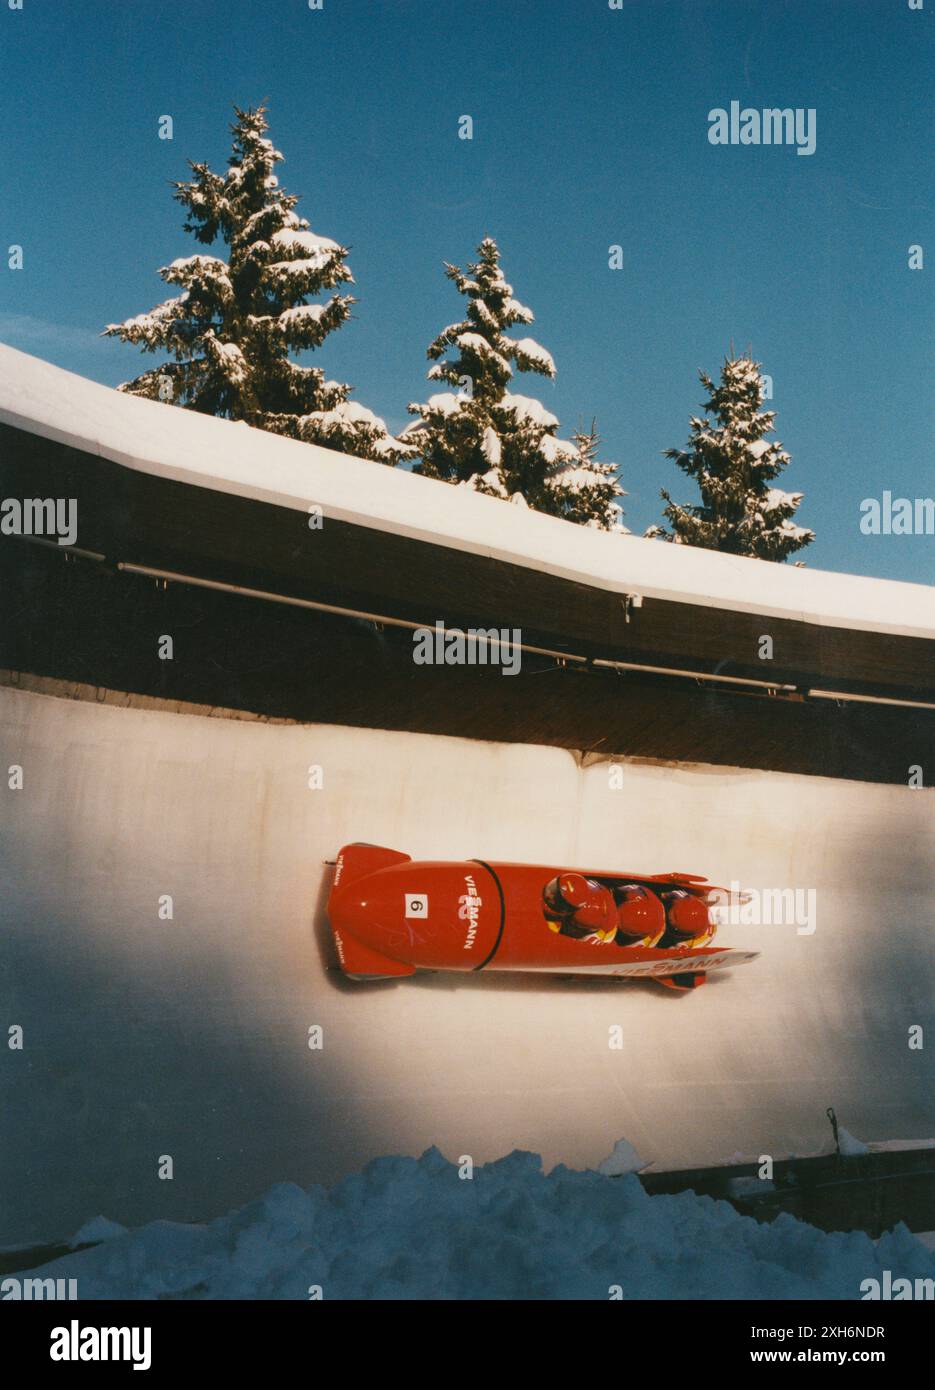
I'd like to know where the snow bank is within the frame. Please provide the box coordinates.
[596,1138,647,1177]
[838,1128,871,1157]
[16,1147,935,1300]
[1,344,931,640]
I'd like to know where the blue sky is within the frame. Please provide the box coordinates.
[1,0,931,582]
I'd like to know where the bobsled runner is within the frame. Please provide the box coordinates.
[327,844,758,991]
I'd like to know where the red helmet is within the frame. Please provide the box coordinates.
[555,873,591,908]
[615,885,666,945]
[546,874,616,932]
[661,888,711,941]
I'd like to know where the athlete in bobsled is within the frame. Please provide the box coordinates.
[543,874,712,950]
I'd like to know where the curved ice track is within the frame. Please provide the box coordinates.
[1,683,933,1246]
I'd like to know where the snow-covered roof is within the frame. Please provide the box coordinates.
[1,343,933,641]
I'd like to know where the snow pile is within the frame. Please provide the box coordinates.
[837,1128,871,1157]
[16,1147,935,1301]
[596,1138,647,1177]
[68,1216,128,1248]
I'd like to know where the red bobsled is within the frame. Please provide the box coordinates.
[327,844,758,990]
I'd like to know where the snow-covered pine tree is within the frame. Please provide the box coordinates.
[403,237,622,529]
[542,420,625,530]
[104,104,411,464]
[650,355,813,561]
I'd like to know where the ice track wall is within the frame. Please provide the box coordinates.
[1,684,933,1245]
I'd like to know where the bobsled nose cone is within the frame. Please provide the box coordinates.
[329,882,418,980]
[331,885,390,952]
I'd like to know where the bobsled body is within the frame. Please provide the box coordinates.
[327,844,758,988]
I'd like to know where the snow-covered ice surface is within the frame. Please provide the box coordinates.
[14,1148,935,1301]
[1,344,932,639]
